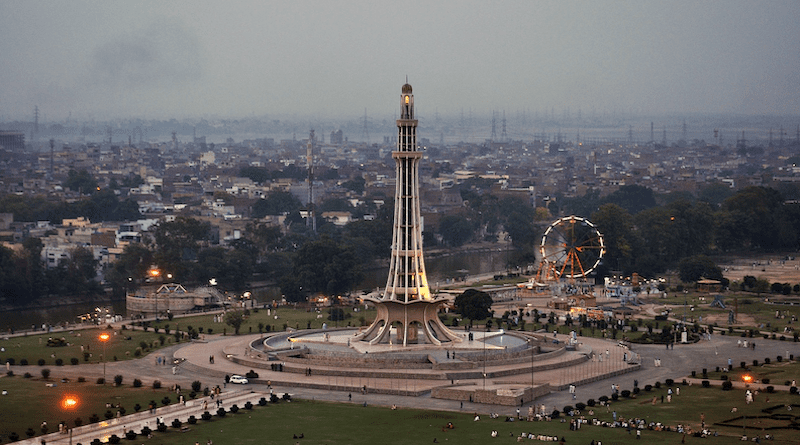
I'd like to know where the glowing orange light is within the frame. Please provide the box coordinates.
[742,375,753,383]
[99,333,110,342]
[149,269,160,277]
[62,396,79,409]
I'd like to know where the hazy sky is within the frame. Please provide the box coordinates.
[1,0,798,121]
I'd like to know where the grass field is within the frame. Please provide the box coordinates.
[0,373,185,442]
[148,305,378,337]
[82,384,800,445]
[0,328,185,367]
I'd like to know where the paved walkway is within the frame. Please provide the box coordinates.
[14,389,267,445]
[6,330,798,444]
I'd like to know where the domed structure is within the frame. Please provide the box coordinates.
[401,83,413,94]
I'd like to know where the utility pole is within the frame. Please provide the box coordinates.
[306,129,316,232]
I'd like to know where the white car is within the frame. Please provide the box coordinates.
[229,375,249,384]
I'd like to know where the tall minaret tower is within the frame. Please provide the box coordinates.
[358,82,461,346]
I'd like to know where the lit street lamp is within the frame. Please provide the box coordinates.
[99,332,110,384]
[61,395,79,445]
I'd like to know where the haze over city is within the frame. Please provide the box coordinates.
[1,0,799,122]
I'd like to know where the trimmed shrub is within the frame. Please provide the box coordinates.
[230,404,239,413]
[55,358,63,366]
[216,408,226,417]
[37,359,45,366]
[70,358,79,365]
[258,397,268,406]
[108,434,120,444]
[78,376,86,382]
[201,411,212,421]
[188,415,197,424]
[140,426,151,436]
[19,359,27,366]
[762,378,770,384]
[644,385,652,392]
[766,386,775,393]
[125,430,137,440]
[701,380,710,388]
[89,413,100,423]
[764,358,771,364]
[96,377,105,384]
[654,381,661,389]
[551,410,560,418]
[563,405,574,414]
[25,428,35,437]
[161,396,170,406]
[156,423,167,432]
[633,387,640,395]
[113,375,123,386]
[192,380,202,392]
[621,390,631,398]
[282,393,291,401]
[740,361,746,369]
[8,432,18,442]
[245,370,259,379]
[245,401,253,410]
[153,380,162,389]
[134,403,141,412]
[752,360,759,366]
[41,368,51,379]
[790,387,799,395]
[23,372,31,378]
[721,375,728,381]
[133,378,142,388]
[74,417,83,427]
[611,393,619,401]
[575,402,586,410]
[722,381,733,390]
[586,399,595,407]
[598,395,609,403]
[171,419,181,428]
[104,410,114,420]
[665,379,674,386]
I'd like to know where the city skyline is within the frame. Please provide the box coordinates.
[1,1,799,121]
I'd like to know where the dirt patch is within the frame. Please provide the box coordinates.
[717,255,800,284]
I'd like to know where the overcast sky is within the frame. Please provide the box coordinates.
[1,0,798,121]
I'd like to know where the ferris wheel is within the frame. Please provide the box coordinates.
[539,215,606,280]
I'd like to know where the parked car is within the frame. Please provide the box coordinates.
[229,375,249,384]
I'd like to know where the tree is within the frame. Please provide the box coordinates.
[602,185,656,215]
[64,169,98,195]
[678,255,724,283]
[438,215,473,247]
[224,310,245,335]
[279,235,363,302]
[152,217,210,280]
[591,204,637,275]
[251,191,303,218]
[454,289,493,321]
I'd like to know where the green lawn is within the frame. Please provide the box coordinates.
[148,305,377,337]
[0,373,188,442]
[0,328,185,367]
[98,386,800,445]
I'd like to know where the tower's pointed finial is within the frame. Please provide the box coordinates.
[406,75,408,83]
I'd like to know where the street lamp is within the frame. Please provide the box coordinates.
[99,332,110,384]
[61,395,79,445]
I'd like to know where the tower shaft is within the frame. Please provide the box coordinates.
[359,82,460,346]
